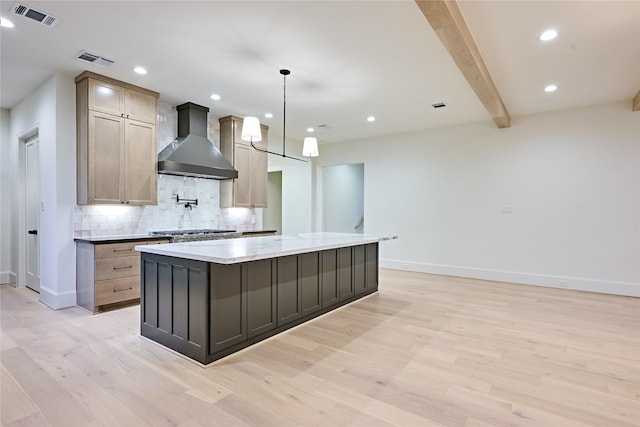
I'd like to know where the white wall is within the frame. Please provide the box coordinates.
[8,74,77,308]
[267,135,313,234]
[0,108,13,284]
[315,101,640,296]
[322,163,364,233]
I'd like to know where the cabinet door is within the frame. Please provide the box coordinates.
[124,119,157,205]
[338,247,354,301]
[353,245,366,295]
[277,255,301,326]
[233,143,251,207]
[300,252,321,316]
[232,117,245,144]
[321,249,339,308]
[246,260,276,338]
[365,243,379,292]
[250,149,268,207]
[125,89,157,124]
[88,111,124,204]
[210,263,247,354]
[88,79,124,116]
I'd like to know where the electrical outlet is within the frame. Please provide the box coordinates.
[558,280,569,288]
[401,264,409,270]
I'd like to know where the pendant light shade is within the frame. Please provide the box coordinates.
[241,116,262,142]
[244,69,319,162]
[302,137,319,157]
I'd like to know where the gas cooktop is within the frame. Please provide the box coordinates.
[150,229,240,243]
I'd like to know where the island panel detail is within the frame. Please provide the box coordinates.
[140,243,379,364]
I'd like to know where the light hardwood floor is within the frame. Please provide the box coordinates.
[1,270,639,426]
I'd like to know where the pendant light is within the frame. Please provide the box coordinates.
[241,69,319,162]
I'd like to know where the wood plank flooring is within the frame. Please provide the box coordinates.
[1,270,639,426]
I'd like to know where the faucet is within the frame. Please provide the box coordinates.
[176,194,198,210]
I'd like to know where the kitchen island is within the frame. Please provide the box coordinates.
[135,232,395,364]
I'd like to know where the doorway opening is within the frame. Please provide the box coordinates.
[322,163,364,233]
[264,171,282,234]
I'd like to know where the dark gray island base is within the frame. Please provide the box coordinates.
[140,243,379,364]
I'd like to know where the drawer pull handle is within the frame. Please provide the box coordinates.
[113,248,132,253]
[113,265,133,270]
[113,287,133,293]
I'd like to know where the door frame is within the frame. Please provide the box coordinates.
[17,126,40,290]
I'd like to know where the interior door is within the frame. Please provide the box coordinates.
[25,136,40,292]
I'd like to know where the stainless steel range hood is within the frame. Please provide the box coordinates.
[157,102,238,180]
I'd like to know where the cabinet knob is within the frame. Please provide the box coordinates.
[121,113,124,117]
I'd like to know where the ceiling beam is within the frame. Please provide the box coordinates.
[633,90,640,111]
[415,0,510,128]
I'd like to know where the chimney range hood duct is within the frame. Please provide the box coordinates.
[157,102,238,180]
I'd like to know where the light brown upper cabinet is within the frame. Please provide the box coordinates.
[76,71,159,205]
[219,115,268,208]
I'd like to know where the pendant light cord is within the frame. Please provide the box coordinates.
[282,69,287,158]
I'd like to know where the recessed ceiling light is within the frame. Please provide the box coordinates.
[544,84,558,92]
[210,94,221,101]
[133,66,147,75]
[367,116,376,122]
[539,29,558,41]
[264,113,273,118]
[306,127,314,133]
[1,17,15,28]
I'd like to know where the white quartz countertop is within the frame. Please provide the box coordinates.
[135,232,397,264]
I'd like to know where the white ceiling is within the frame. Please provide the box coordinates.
[1,1,638,144]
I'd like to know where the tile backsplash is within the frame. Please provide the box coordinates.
[73,101,261,237]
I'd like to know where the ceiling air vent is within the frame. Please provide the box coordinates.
[76,50,115,68]
[11,2,59,27]
[432,102,448,109]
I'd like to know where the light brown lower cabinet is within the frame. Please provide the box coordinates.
[76,239,169,312]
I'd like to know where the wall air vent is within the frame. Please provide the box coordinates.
[76,50,115,68]
[11,2,59,27]
[432,102,448,109]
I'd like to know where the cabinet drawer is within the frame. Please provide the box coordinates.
[96,242,138,259]
[95,255,140,281]
[95,276,140,306]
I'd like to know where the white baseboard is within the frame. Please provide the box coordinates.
[0,271,16,285]
[380,259,640,297]
[39,286,77,310]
